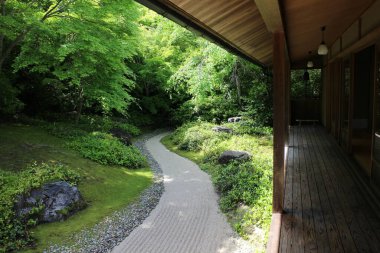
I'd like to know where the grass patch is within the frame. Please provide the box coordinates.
[161,136,203,164]
[162,121,273,252]
[0,124,152,252]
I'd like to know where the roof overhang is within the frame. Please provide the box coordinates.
[135,0,376,68]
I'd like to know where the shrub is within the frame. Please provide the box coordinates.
[43,123,88,140]
[167,121,273,242]
[213,161,271,212]
[225,119,272,136]
[0,74,24,116]
[111,122,141,136]
[0,163,80,252]
[170,122,217,151]
[69,132,147,168]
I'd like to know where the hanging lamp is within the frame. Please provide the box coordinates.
[307,51,314,68]
[318,26,328,55]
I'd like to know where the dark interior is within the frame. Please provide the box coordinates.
[352,45,375,175]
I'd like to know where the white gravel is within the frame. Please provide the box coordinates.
[112,133,252,253]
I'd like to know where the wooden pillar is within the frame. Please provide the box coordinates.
[272,32,289,213]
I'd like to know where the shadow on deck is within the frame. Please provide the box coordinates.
[279,126,380,253]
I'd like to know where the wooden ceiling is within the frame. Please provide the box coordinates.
[138,0,273,65]
[284,0,374,63]
[137,0,375,67]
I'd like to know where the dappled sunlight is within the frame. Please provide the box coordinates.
[164,175,174,183]
[141,222,153,229]
[184,178,202,182]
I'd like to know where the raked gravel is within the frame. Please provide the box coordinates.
[112,133,252,253]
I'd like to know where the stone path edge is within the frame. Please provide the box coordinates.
[44,130,166,253]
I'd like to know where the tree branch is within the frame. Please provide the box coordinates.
[0,28,30,71]
[0,0,6,58]
[41,0,64,21]
[0,0,71,72]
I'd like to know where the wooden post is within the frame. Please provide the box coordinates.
[272,32,288,213]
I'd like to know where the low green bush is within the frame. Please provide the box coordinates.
[43,123,88,140]
[171,122,226,151]
[225,119,273,136]
[69,132,147,168]
[167,121,273,244]
[111,122,141,136]
[42,116,141,138]
[31,118,146,169]
[0,162,80,252]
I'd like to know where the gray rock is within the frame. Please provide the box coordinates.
[227,116,242,123]
[218,150,251,164]
[16,181,85,223]
[212,126,233,133]
[109,128,132,146]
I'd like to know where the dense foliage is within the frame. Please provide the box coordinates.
[291,69,322,98]
[164,122,272,250]
[0,2,273,127]
[0,162,80,252]
[1,0,140,119]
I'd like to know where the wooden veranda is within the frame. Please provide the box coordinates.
[135,0,380,252]
[280,126,380,252]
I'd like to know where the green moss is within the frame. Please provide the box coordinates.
[161,135,203,164]
[0,124,152,252]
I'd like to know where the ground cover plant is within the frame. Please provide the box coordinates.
[0,123,152,252]
[162,121,273,252]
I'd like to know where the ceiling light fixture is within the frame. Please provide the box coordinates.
[307,51,314,68]
[318,26,328,55]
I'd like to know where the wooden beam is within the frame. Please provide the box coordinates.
[273,32,288,213]
[266,213,282,253]
[330,25,380,62]
[254,0,284,32]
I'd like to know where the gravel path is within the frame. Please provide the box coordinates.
[112,133,252,253]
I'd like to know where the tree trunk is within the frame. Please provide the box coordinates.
[232,59,242,108]
[0,0,64,73]
[0,0,6,72]
[75,88,84,124]
[0,30,29,72]
[144,82,150,97]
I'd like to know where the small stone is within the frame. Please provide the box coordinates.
[212,126,233,133]
[218,150,251,164]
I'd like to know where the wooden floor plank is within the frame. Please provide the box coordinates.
[309,127,360,253]
[279,126,380,253]
[291,126,304,253]
[280,126,294,253]
[306,127,345,253]
[319,128,380,252]
[301,127,329,253]
[298,127,317,253]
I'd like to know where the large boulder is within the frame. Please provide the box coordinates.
[218,150,251,164]
[212,126,233,133]
[109,128,132,146]
[15,181,85,223]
